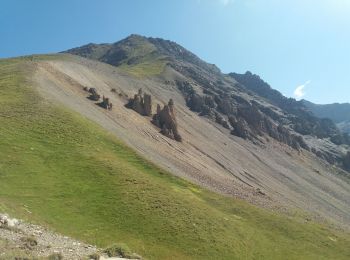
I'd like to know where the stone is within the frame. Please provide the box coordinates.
[100,96,113,110]
[0,214,19,228]
[88,88,100,101]
[126,88,152,116]
[0,214,8,227]
[143,94,152,116]
[152,99,182,142]
[7,218,19,227]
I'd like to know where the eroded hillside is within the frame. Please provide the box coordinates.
[31,53,350,230]
[3,56,350,259]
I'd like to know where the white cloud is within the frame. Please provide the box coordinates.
[293,80,311,100]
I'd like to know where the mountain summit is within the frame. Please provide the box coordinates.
[65,34,221,75]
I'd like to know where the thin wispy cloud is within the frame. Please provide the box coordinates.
[293,80,311,100]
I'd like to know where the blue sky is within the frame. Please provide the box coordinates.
[1,0,349,104]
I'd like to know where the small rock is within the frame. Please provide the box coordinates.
[7,218,19,227]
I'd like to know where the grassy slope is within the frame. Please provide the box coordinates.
[70,35,168,78]
[118,55,167,78]
[0,57,350,260]
[115,38,168,78]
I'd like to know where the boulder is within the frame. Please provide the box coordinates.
[152,99,182,142]
[88,88,100,101]
[0,214,8,227]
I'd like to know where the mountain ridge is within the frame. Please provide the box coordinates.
[66,34,350,170]
[302,99,350,134]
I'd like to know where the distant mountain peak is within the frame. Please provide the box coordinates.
[64,34,221,76]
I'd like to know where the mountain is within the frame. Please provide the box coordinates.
[338,120,350,133]
[64,34,221,78]
[302,99,350,134]
[1,35,350,258]
[66,35,348,149]
[66,33,350,193]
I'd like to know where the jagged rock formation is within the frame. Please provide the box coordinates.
[126,88,152,116]
[152,99,182,142]
[177,80,309,151]
[125,89,182,141]
[88,88,100,101]
[230,71,342,141]
[100,96,113,110]
[84,87,112,110]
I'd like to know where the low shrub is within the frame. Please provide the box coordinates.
[103,243,132,258]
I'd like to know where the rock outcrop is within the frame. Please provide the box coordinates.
[177,80,311,151]
[126,88,152,116]
[152,99,182,142]
[88,88,100,101]
[126,89,182,141]
[0,214,19,228]
[231,118,250,139]
[100,96,113,110]
[344,152,350,170]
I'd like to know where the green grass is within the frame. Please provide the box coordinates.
[118,56,168,78]
[0,57,350,260]
[116,39,168,78]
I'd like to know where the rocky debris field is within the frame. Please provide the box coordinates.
[34,57,350,231]
[0,213,97,259]
[0,213,140,260]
